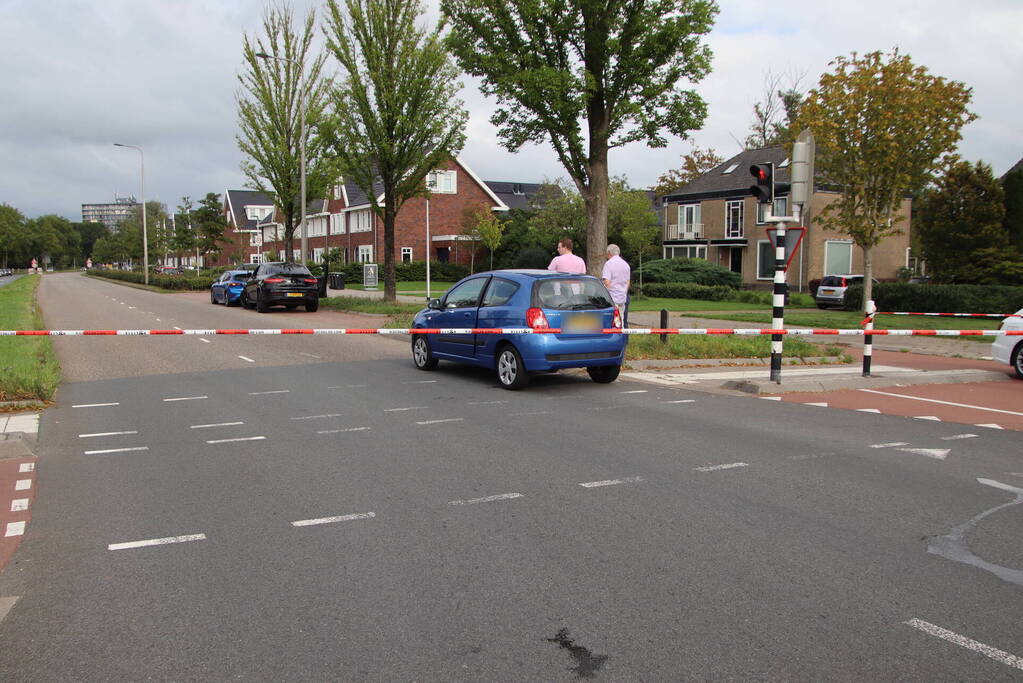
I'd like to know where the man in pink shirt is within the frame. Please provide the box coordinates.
[547,238,586,274]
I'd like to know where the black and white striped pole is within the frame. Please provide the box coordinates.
[769,220,787,383]
[863,299,876,377]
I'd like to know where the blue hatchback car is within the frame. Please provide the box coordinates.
[411,270,626,389]
[210,269,252,306]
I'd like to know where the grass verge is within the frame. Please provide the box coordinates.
[624,334,850,362]
[0,276,61,404]
[322,296,423,316]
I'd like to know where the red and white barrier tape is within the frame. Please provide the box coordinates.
[2,328,1021,337]
[876,312,1021,318]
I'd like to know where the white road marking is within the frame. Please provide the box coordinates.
[384,406,427,412]
[896,447,950,460]
[660,399,696,404]
[0,597,17,625]
[128,306,136,310]
[5,522,26,537]
[173,326,181,330]
[206,436,266,444]
[200,338,211,344]
[760,396,782,401]
[467,400,510,405]
[291,512,376,527]
[416,418,464,425]
[805,402,829,407]
[856,408,882,413]
[448,493,522,506]
[914,415,942,421]
[78,431,138,438]
[72,402,120,408]
[509,411,548,417]
[83,446,149,455]
[904,618,1023,671]
[579,476,643,488]
[975,423,1005,429]
[238,355,255,363]
[162,396,208,402]
[694,462,749,472]
[108,534,206,551]
[619,390,648,394]
[190,422,244,429]
[977,478,1023,495]
[860,389,1023,417]
[15,479,32,490]
[299,352,321,359]
[19,463,35,472]
[402,380,437,384]
[10,499,29,512]
[290,414,342,420]
[870,442,909,449]
[317,427,371,434]
[155,319,161,322]
[328,384,367,389]
[941,433,978,441]
[248,390,289,395]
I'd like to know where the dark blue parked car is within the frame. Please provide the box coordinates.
[411,270,625,390]
[210,269,252,306]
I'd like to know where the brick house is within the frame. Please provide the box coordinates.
[211,189,276,268]
[246,158,550,267]
[660,145,912,291]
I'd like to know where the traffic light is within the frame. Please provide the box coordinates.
[749,163,774,203]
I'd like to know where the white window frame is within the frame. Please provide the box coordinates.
[312,247,324,263]
[756,240,774,280]
[726,200,744,238]
[824,240,854,276]
[351,209,373,233]
[401,247,413,263]
[757,197,788,224]
[677,204,702,238]
[357,245,373,263]
[664,245,706,259]
[331,213,346,234]
[427,169,457,194]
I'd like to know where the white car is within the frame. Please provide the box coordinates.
[991,307,1023,379]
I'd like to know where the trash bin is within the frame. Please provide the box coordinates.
[328,272,345,290]
[318,274,328,298]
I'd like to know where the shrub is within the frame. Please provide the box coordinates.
[844,282,1023,313]
[642,282,738,301]
[515,246,551,270]
[324,260,468,284]
[635,258,741,287]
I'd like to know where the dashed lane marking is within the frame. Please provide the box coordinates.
[975,423,1005,429]
[660,399,696,404]
[905,618,1023,671]
[238,356,255,363]
[915,416,942,421]
[328,384,367,389]
[805,402,829,407]
[870,442,909,449]
[163,396,208,402]
[448,493,522,506]
[941,434,978,441]
[83,446,149,455]
[200,338,211,344]
[384,406,427,412]
[467,400,510,406]
[509,411,548,417]
[860,389,1023,417]
[579,477,643,488]
[72,402,120,408]
[79,431,138,438]
[317,427,371,434]
[299,352,321,359]
[206,436,266,444]
[856,408,882,413]
[190,422,244,429]
[108,534,206,551]
[694,462,749,472]
[415,418,463,425]
[895,447,950,460]
[248,390,289,395]
[619,390,648,394]
[0,597,17,625]
[760,396,782,401]
[290,414,343,420]
[291,512,376,527]
[402,380,438,384]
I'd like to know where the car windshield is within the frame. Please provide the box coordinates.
[820,276,845,286]
[229,272,250,280]
[268,264,312,276]
[535,278,613,310]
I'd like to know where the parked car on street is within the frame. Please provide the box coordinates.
[411,269,625,390]
[991,307,1023,379]
[814,274,878,308]
[241,262,320,313]
[210,269,252,306]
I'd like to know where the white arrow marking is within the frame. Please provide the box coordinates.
[975,423,1005,429]
[896,447,950,460]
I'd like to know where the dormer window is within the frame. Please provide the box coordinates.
[246,206,272,221]
[778,158,790,168]
[512,183,524,195]
[722,163,739,174]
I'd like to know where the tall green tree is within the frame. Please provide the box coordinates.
[915,161,1019,284]
[0,204,28,268]
[172,196,198,266]
[324,0,468,301]
[193,193,229,261]
[795,49,977,308]
[237,3,332,262]
[442,0,717,276]
[74,221,109,264]
[1003,166,1023,251]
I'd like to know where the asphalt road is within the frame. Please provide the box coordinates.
[0,273,1021,680]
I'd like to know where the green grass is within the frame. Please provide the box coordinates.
[321,296,424,316]
[0,275,61,403]
[623,333,850,362]
[628,297,767,313]
[342,280,458,296]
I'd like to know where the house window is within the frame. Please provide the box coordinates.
[351,209,372,233]
[824,240,853,275]
[401,247,413,263]
[721,163,739,174]
[726,200,744,238]
[250,253,263,264]
[757,240,775,280]
[333,184,344,200]
[331,213,345,234]
[677,204,702,237]
[312,248,325,263]
[665,245,706,259]
[246,206,272,221]
[427,169,457,194]
[756,197,788,224]
[357,245,373,263]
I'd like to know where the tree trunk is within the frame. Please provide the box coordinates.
[861,245,874,313]
[383,199,396,302]
[582,152,609,277]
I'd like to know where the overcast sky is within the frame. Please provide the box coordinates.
[2,0,1020,220]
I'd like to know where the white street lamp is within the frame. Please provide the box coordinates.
[113,143,148,284]
[255,51,307,264]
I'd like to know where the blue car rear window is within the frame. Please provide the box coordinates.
[535,278,613,310]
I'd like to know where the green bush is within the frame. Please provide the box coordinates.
[89,270,216,290]
[842,282,1023,313]
[635,258,741,287]
[324,260,468,284]
[642,282,738,301]
[515,246,552,270]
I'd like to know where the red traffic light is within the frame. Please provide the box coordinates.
[749,163,774,203]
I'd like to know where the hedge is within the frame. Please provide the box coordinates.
[842,282,1023,313]
[323,260,469,283]
[641,282,739,301]
[635,258,741,287]
[89,270,216,290]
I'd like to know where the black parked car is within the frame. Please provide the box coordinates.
[241,262,320,313]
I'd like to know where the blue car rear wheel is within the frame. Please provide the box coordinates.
[496,344,529,390]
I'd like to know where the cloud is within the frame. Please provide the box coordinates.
[0,0,1020,220]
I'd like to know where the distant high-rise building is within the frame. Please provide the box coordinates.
[82,195,138,228]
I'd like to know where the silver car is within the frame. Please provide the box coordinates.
[991,307,1023,379]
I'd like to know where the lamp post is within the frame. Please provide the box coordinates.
[255,51,307,264]
[425,176,436,301]
[113,143,148,284]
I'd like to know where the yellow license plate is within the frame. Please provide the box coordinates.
[286,292,304,297]
[565,313,600,332]
[819,288,835,295]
